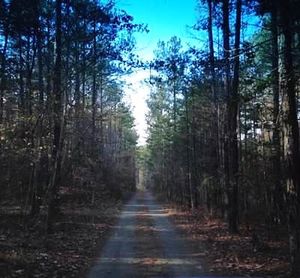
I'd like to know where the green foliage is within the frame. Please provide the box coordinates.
[0,0,141,218]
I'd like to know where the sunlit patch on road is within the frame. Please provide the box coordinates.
[88,191,205,278]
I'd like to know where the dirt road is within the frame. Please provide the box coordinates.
[87,191,236,278]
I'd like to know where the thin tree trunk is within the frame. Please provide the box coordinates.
[222,0,231,227]
[271,2,284,224]
[30,18,44,216]
[227,0,242,234]
[47,0,64,234]
[92,19,97,146]
[74,40,80,127]
[37,23,44,106]
[0,33,8,124]
[185,90,195,209]
[99,66,104,156]
[18,34,25,113]
[207,0,222,211]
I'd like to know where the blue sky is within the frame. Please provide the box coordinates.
[116,0,200,145]
[117,0,199,60]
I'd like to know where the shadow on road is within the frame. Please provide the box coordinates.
[87,191,247,278]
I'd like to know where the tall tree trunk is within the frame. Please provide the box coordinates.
[30,18,44,217]
[271,2,284,224]
[25,35,34,116]
[227,0,242,234]
[74,41,80,126]
[18,34,25,113]
[185,90,195,209]
[208,0,216,102]
[207,0,222,211]
[222,0,231,228]
[92,19,97,146]
[99,66,104,156]
[47,0,64,233]
[81,43,86,108]
[37,23,44,106]
[279,0,300,275]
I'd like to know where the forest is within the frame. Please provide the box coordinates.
[1,0,300,277]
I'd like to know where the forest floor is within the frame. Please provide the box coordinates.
[167,202,290,277]
[0,187,124,278]
[0,189,291,278]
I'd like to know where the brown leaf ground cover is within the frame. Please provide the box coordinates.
[166,205,290,277]
[0,191,123,278]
